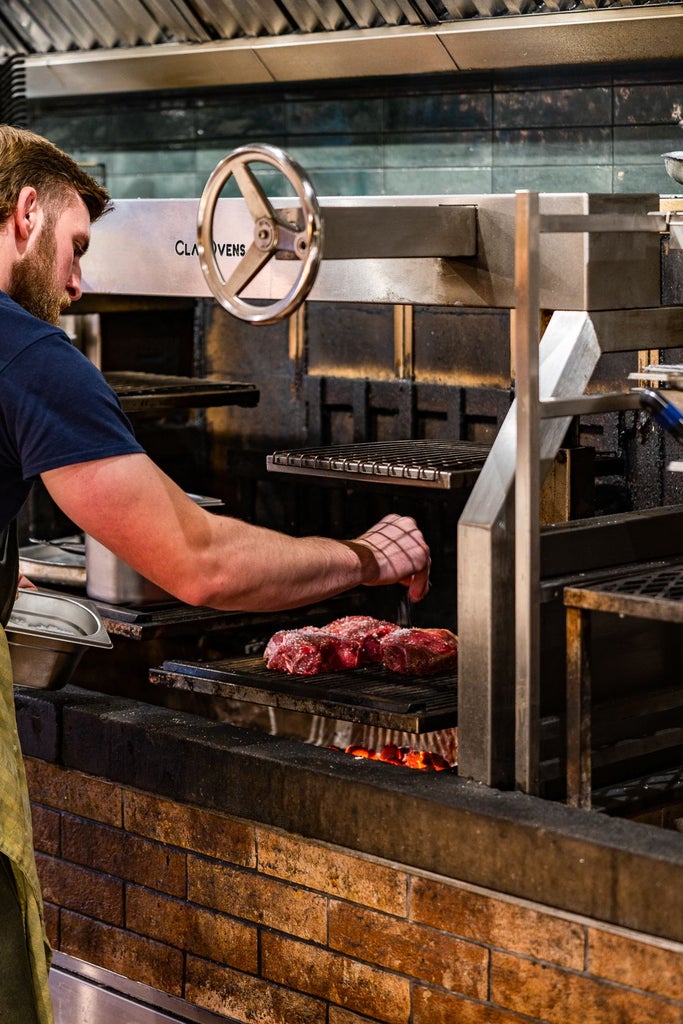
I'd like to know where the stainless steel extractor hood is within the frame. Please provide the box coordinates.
[0,0,681,98]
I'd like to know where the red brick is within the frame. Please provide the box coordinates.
[59,910,183,996]
[412,876,585,969]
[330,899,488,998]
[329,1008,382,1024]
[188,854,327,943]
[262,932,411,1024]
[36,852,123,926]
[30,804,60,856]
[258,829,407,915]
[186,955,325,1024]
[588,926,683,1002]
[413,986,535,1024]
[43,902,59,949]
[124,790,256,867]
[24,759,122,826]
[126,885,258,973]
[491,950,683,1024]
[62,816,186,897]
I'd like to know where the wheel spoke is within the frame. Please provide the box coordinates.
[226,242,272,297]
[233,161,273,222]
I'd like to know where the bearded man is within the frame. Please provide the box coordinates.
[0,126,430,1023]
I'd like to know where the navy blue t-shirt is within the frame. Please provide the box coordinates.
[0,291,145,529]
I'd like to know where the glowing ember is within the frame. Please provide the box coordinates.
[342,742,451,771]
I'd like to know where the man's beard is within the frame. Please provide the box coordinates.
[8,223,69,326]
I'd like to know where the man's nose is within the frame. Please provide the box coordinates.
[66,267,82,302]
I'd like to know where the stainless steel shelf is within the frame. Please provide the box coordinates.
[266,440,490,490]
[105,371,259,414]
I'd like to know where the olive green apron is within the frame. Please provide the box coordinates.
[0,521,54,1024]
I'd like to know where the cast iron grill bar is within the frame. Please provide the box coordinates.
[150,656,458,732]
[266,440,490,489]
[565,563,683,623]
[104,371,259,413]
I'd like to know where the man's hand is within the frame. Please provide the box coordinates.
[349,514,431,602]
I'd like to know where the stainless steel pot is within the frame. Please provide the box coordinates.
[85,493,224,605]
[663,151,683,185]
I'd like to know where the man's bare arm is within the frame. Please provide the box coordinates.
[42,453,430,612]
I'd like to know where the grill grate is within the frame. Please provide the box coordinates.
[150,656,458,732]
[267,440,490,489]
[564,562,683,624]
[105,372,259,414]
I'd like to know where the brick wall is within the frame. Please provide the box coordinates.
[26,756,683,1024]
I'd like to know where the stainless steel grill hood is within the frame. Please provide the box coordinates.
[0,0,681,98]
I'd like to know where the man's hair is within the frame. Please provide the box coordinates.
[0,124,110,223]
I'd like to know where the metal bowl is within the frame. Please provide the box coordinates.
[663,152,683,185]
[6,588,112,690]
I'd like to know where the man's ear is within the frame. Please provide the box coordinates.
[14,186,39,242]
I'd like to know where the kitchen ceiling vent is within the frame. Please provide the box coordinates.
[0,0,680,96]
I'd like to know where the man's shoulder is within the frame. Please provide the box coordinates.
[0,292,70,370]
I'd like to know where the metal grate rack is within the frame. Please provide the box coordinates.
[150,656,458,733]
[266,440,490,489]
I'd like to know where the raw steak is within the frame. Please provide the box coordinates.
[379,627,458,676]
[263,628,362,676]
[325,615,400,664]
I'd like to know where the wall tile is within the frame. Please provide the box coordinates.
[60,910,184,995]
[411,876,585,970]
[188,854,328,942]
[614,83,683,125]
[107,172,199,198]
[329,899,489,997]
[36,852,123,926]
[614,125,683,164]
[493,127,611,167]
[125,884,258,972]
[29,70,683,200]
[25,757,122,827]
[124,790,257,866]
[412,985,532,1024]
[385,167,492,195]
[587,926,683,1002]
[287,97,382,134]
[288,135,383,169]
[257,828,407,914]
[494,87,612,129]
[30,804,60,856]
[186,956,326,1024]
[385,91,492,131]
[491,950,683,1024]
[309,168,384,196]
[491,164,612,194]
[385,131,491,168]
[614,165,679,195]
[61,816,186,897]
[195,95,285,137]
[262,932,411,1024]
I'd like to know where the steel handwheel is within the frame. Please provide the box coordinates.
[197,143,322,325]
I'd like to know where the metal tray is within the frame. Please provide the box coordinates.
[7,588,112,689]
[19,536,86,589]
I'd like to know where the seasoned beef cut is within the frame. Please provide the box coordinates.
[264,628,362,676]
[379,627,458,676]
[325,615,400,664]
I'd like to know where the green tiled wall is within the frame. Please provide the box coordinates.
[28,64,683,199]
